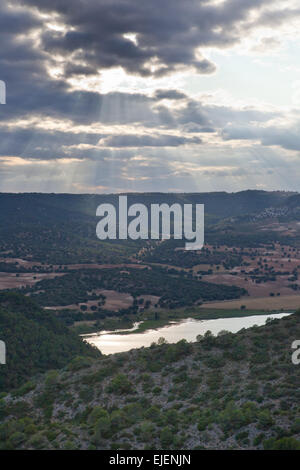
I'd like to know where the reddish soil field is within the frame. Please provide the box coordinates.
[202,273,296,297]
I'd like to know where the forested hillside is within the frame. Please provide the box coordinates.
[0,191,296,264]
[0,293,100,392]
[0,309,299,450]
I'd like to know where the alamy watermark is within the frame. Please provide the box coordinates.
[96,196,204,250]
[0,80,6,104]
[291,340,300,365]
[0,341,6,365]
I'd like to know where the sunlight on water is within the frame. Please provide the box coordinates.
[84,313,292,355]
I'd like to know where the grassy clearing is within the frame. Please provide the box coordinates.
[71,317,134,335]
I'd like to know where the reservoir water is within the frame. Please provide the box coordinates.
[83,312,291,355]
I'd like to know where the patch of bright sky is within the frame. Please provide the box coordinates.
[71,40,300,114]
[67,66,186,96]
[184,42,300,109]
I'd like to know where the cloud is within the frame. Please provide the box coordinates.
[251,36,282,53]
[15,0,284,78]
[1,0,300,193]
[98,134,202,148]
[0,127,103,160]
[154,89,187,101]
[222,121,300,151]
[0,2,40,33]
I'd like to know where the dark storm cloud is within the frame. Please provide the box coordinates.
[0,83,158,125]
[0,3,40,33]
[63,63,96,78]
[0,126,201,161]
[0,2,158,126]
[16,0,275,78]
[0,0,284,127]
[0,127,102,159]
[1,0,300,196]
[0,3,44,83]
[0,3,67,123]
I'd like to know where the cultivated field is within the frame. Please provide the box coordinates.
[0,272,64,289]
[202,294,300,310]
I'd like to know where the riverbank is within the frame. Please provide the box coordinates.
[73,306,293,336]
[83,312,293,355]
[125,308,293,335]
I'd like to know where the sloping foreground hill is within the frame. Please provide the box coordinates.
[0,311,299,449]
[0,293,100,392]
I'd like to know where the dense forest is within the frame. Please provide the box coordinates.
[0,293,100,392]
[27,266,247,309]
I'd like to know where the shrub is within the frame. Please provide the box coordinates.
[13,381,36,397]
[263,437,300,450]
[8,431,26,449]
[107,374,133,395]
[88,407,108,426]
[160,426,174,449]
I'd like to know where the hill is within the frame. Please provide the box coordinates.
[0,190,296,264]
[0,310,299,450]
[0,189,295,220]
[0,293,100,392]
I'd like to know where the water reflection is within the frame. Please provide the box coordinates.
[84,313,291,355]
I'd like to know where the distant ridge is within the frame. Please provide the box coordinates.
[0,190,297,219]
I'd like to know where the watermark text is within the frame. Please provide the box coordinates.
[0,81,6,104]
[292,340,300,365]
[0,341,6,365]
[96,196,204,250]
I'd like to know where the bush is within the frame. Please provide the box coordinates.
[160,426,174,449]
[8,431,26,448]
[28,433,47,449]
[88,406,108,427]
[67,356,93,371]
[258,410,273,429]
[13,381,36,397]
[92,416,112,444]
[107,374,133,395]
[291,418,300,434]
[263,437,300,450]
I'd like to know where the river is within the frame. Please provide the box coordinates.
[83,312,292,355]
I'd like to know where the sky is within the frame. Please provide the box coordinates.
[0,0,300,194]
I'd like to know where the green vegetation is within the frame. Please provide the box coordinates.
[0,302,299,450]
[111,308,285,336]
[0,292,100,392]
[26,266,247,310]
[1,191,300,450]
[142,240,243,268]
[0,191,296,265]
